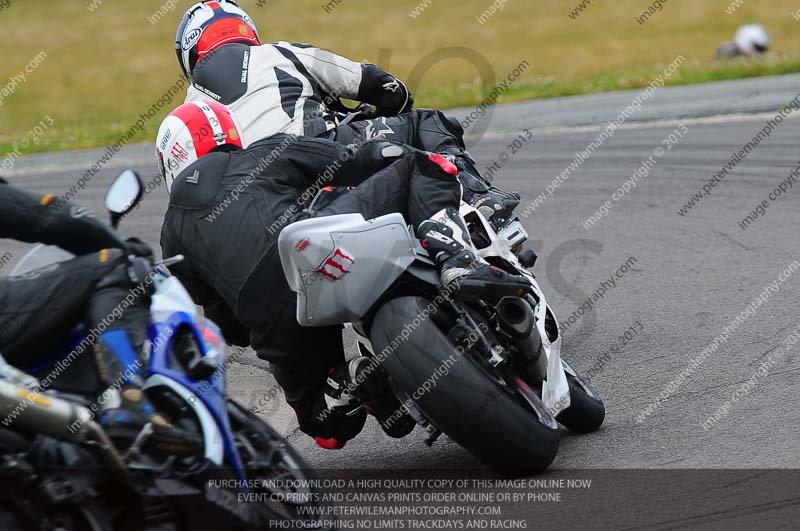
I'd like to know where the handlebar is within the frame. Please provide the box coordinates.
[157,255,184,268]
[338,104,379,127]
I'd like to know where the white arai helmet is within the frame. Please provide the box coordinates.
[734,24,771,56]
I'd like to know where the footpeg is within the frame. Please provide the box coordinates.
[124,423,154,460]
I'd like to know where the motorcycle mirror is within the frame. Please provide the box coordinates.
[105,169,144,228]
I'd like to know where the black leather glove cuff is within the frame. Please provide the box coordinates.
[123,237,154,261]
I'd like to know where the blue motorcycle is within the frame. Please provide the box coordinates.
[0,170,332,531]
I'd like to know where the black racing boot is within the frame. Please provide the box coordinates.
[321,358,366,418]
[418,208,530,300]
[315,358,368,449]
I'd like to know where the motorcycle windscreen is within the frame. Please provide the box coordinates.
[9,244,74,277]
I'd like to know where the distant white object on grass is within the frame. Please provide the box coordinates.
[734,24,771,56]
[715,24,771,59]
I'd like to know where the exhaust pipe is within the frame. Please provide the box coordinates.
[497,297,535,339]
[0,380,88,441]
[0,380,127,476]
[496,297,544,369]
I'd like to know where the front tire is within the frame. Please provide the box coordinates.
[370,297,560,475]
[227,401,335,530]
[556,360,605,433]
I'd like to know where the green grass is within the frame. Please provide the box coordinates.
[1,0,799,156]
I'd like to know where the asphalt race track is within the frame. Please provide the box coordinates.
[3,75,800,528]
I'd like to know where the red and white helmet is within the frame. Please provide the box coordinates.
[155,100,243,193]
[176,0,260,79]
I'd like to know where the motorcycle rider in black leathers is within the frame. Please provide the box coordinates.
[157,101,527,448]
[175,1,521,226]
[0,180,193,450]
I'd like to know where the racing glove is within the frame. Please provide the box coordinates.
[123,237,154,261]
[357,64,414,117]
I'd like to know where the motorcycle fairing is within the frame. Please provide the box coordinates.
[460,203,571,416]
[278,212,417,326]
[147,310,248,485]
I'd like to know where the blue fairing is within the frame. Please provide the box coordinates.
[148,312,248,486]
[27,312,249,489]
[98,329,143,383]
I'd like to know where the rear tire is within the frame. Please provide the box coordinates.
[556,361,605,433]
[370,297,560,475]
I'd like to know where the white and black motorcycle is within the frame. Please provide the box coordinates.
[278,153,605,474]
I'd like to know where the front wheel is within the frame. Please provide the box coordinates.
[370,297,560,475]
[556,360,605,433]
[226,401,335,530]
